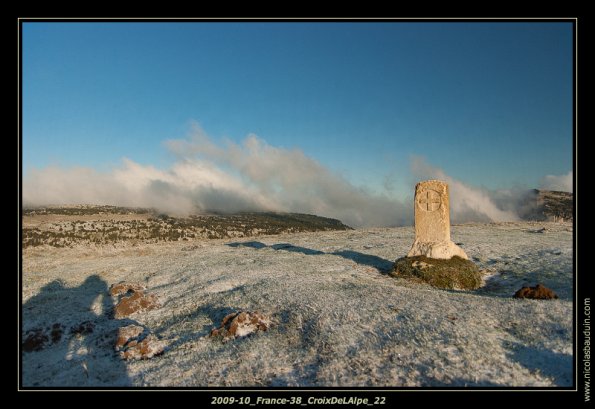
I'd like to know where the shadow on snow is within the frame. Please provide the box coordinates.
[227,241,394,274]
[21,275,136,387]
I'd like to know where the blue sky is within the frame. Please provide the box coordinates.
[23,22,573,199]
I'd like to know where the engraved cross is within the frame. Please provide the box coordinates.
[419,190,441,211]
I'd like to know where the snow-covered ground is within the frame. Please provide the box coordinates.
[21,221,573,387]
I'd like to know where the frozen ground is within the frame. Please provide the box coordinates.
[21,221,573,387]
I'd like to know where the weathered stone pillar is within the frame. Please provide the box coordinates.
[407,180,468,260]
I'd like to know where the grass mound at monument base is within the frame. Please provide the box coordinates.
[391,255,482,290]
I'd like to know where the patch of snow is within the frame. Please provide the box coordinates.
[22,221,573,387]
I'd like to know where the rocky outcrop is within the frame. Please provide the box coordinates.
[110,282,160,319]
[108,282,165,360]
[210,311,271,342]
[115,324,165,360]
[23,328,49,352]
[22,323,67,352]
[109,282,146,296]
[113,291,160,319]
[70,321,95,335]
[513,284,558,299]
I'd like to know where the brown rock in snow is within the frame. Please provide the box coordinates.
[210,311,271,342]
[50,323,64,343]
[70,321,95,336]
[22,328,49,352]
[22,323,65,352]
[115,325,144,350]
[113,291,160,319]
[115,324,165,360]
[121,335,165,360]
[513,284,558,299]
[109,282,146,296]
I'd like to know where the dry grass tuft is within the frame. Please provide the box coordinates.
[392,255,482,290]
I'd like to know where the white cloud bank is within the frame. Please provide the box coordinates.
[23,124,570,227]
[24,125,410,227]
[540,171,573,193]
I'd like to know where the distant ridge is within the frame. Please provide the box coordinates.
[22,206,352,248]
[534,189,573,222]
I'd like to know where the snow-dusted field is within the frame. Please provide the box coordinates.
[21,221,573,387]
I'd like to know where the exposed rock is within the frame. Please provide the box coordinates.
[70,321,95,336]
[110,281,160,319]
[109,282,164,357]
[527,227,548,234]
[115,325,165,360]
[113,291,160,319]
[50,323,64,343]
[23,323,65,352]
[392,255,482,290]
[23,328,49,352]
[115,325,144,350]
[210,311,271,342]
[513,284,558,299]
[121,335,165,360]
[109,282,146,296]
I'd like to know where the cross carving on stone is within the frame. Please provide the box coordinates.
[418,189,441,212]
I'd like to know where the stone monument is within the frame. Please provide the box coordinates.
[407,180,468,260]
